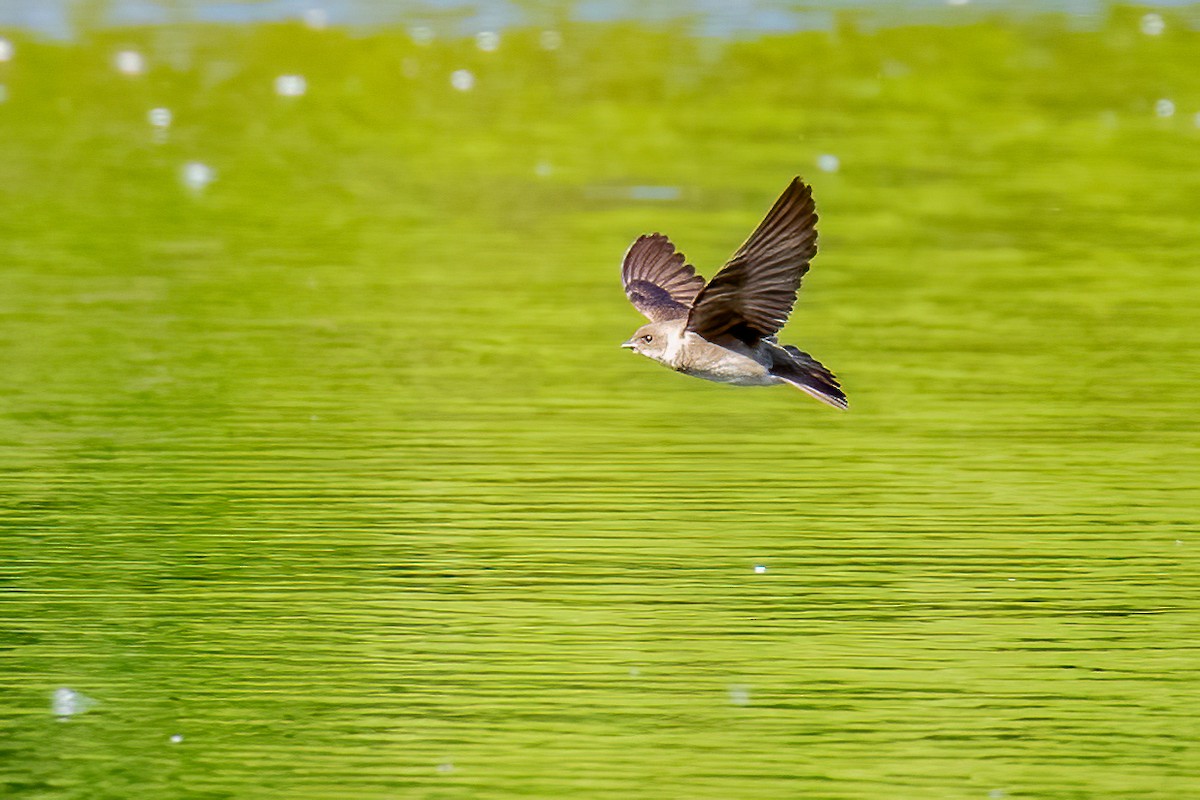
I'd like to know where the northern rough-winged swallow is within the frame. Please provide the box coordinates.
[620,177,847,409]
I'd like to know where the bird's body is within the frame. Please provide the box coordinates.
[620,177,847,409]
[631,318,775,385]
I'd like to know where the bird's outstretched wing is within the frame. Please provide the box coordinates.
[621,233,707,322]
[686,178,817,344]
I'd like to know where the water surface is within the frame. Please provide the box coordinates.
[1,9,1198,799]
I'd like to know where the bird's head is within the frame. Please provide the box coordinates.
[620,321,672,362]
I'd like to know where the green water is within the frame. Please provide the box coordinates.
[2,10,1198,799]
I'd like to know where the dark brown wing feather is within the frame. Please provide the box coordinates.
[621,233,707,322]
[686,178,818,344]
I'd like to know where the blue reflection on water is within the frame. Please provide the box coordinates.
[0,0,1151,41]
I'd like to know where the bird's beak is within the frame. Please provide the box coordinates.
[620,339,635,349]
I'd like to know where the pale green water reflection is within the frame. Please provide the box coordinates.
[1,11,1198,799]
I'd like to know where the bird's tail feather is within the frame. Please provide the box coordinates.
[770,346,847,409]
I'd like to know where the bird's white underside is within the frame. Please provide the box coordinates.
[654,325,778,386]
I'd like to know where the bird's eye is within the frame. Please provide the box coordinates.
[642,335,654,343]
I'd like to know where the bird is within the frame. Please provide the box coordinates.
[620,177,846,409]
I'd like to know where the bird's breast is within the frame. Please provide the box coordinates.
[673,335,776,386]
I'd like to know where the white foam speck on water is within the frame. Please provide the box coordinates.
[170,734,184,744]
[475,31,500,53]
[540,30,563,51]
[148,107,172,128]
[450,69,475,92]
[1154,98,1175,118]
[275,74,307,97]
[728,684,751,706]
[628,666,641,678]
[53,687,97,719]
[148,108,171,144]
[115,49,145,76]
[0,38,13,62]
[534,161,553,177]
[817,153,840,172]
[754,564,767,574]
[1139,13,1165,36]
[436,762,454,774]
[410,26,434,47]
[182,161,215,192]
[302,7,328,30]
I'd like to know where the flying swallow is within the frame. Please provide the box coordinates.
[620,177,846,409]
